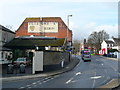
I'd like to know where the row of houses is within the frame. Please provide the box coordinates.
[80,37,120,58]
[0,17,73,64]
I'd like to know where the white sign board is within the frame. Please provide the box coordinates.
[28,22,58,33]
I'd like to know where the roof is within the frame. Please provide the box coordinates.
[4,37,65,49]
[0,47,11,51]
[24,17,62,22]
[113,38,120,46]
[0,25,15,34]
[105,40,115,44]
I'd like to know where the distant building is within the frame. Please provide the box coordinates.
[15,17,72,43]
[100,37,120,54]
[0,25,15,61]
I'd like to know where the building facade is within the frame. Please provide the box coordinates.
[16,17,72,42]
[0,25,15,61]
[100,38,120,55]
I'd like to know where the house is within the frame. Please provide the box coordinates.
[15,17,72,45]
[0,25,15,62]
[112,38,120,51]
[100,37,120,55]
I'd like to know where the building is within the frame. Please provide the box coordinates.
[112,38,120,51]
[0,25,15,61]
[100,40,114,54]
[100,37,120,55]
[16,17,72,43]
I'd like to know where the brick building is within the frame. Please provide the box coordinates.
[16,17,72,42]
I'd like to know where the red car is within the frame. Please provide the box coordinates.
[13,57,31,66]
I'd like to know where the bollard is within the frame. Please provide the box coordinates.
[61,60,64,68]
[19,64,26,73]
[7,64,14,74]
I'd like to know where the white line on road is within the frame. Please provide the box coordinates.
[91,76,102,79]
[18,76,58,89]
[19,87,25,89]
[76,72,81,76]
[92,72,96,88]
[65,78,73,84]
[65,72,82,84]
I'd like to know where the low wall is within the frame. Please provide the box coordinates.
[43,51,70,65]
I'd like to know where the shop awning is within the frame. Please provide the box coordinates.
[4,37,66,49]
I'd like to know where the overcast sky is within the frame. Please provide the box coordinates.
[0,0,119,40]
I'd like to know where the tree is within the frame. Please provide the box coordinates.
[87,30,109,53]
[72,39,81,54]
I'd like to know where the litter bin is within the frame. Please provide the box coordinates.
[7,64,14,74]
[19,64,26,73]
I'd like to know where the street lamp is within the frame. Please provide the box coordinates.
[67,15,72,41]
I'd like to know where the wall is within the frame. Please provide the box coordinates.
[43,51,70,65]
[15,18,72,42]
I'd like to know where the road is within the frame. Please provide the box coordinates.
[2,55,119,89]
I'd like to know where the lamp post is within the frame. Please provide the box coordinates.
[67,15,72,42]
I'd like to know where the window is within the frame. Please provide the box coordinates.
[54,22,56,25]
[44,22,46,25]
[44,27,46,30]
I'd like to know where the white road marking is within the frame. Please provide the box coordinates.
[92,72,96,88]
[66,67,70,68]
[19,87,25,89]
[66,79,72,84]
[66,71,82,84]
[19,76,58,89]
[32,82,36,85]
[76,72,81,76]
[91,76,102,79]
[26,85,30,87]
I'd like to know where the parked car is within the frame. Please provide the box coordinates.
[13,57,31,66]
[0,59,12,64]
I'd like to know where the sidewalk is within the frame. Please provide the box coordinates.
[98,79,120,89]
[100,55,119,61]
[1,56,80,82]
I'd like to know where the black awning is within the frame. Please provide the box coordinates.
[4,37,65,49]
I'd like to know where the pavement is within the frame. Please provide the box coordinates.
[1,56,80,82]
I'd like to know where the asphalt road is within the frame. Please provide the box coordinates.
[2,55,119,89]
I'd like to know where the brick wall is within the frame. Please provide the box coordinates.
[15,17,72,41]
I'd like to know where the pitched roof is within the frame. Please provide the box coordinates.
[4,36,65,49]
[0,25,15,34]
[105,40,115,44]
[113,38,120,46]
[24,17,62,22]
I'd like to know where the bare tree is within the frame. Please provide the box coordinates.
[73,39,81,53]
[87,30,109,52]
